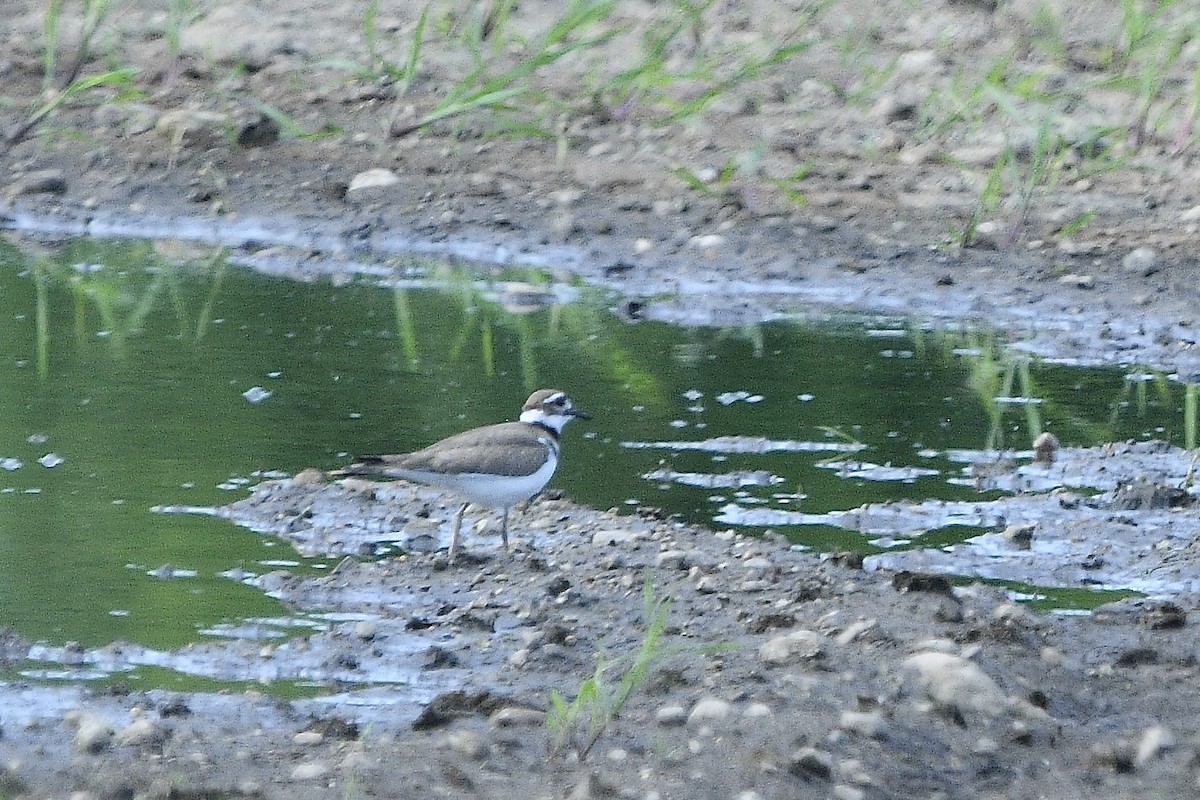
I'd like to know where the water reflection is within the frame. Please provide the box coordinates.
[0,235,1196,666]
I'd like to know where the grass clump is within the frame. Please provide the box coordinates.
[4,0,140,153]
[546,576,672,761]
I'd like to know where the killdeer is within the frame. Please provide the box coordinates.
[337,389,590,563]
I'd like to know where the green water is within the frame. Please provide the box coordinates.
[0,237,1190,654]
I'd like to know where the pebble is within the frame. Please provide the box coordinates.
[93,102,159,135]
[346,169,402,203]
[289,762,329,781]
[68,712,114,754]
[656,550,688,570]
[903,651,1007,716]
[181,3,288,68]
[489,707,545,727]
[656,705,688,727]
[687,697,733,725]
[444,730,489,759]
[1121,246,1159,276]
[788,747,833,780]
[834,618,875,646]
[7,169,67,196]
[1135,725,1175,767]
[593,529,641,546]
[1002,524,1035,549]
[838,710,886,739]
[155,109,227,144]
[115,718,161,748]
[293,730,324,746]
[688,234,726,249]
[743,702,772,718]
[1058,273,1095,289]
[831,786,865,800]
[759,629,824,666]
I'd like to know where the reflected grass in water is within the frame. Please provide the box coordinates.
[1,236,1198,673]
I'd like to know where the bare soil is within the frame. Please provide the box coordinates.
[4,1,1200,798]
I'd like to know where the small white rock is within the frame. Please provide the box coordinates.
[444,730,489,759]
[1135,725,1175,767]
[759,629,824,666]
[831,785,866,800]
[489,707,545,727]
[1057,273,1095,289]
[903,651,1007,716]
[69,712,114,754]
[293,731,324,746]
[839,710,886,739]
[743,702,773,718]
[289,762,329,781]
[592,529,641,546]
[656,705,688,727]
[348,168,401,193]
[1121,246,1158,276]
[687,697,733,725]
[115,718,159,747]
[688,233,726,249]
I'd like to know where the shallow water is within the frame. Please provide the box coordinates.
[0,236,1192,676]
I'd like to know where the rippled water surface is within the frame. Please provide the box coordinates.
[0,237,1192,670]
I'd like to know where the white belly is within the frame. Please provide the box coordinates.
[402,455,558,508]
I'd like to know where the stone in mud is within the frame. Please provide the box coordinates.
[1134,725,1175,767]
[443,730,489,759]
[839,710,887,739]
[656,705,688,727]
[489,707,545,728]
[788,747,833,780]
[1002,524,1035,549]
[687,696,733,725]
[94,102,159,136]
[903,652,1006,717]
[759,629,824,666]
[7,169,67,196]
[346,169,402,204]
[1121,247,1159,276]
[115,717,164,748]
[155,109,227,147]
[69,711,115,753]
[289,762,329,781]
[182,5,294,69]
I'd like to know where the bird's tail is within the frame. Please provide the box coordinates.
[327,455,389,479]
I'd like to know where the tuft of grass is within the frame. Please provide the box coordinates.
[325,0,430,93]
[546,576,672,761]
[4,0,139,153]
[392,0,619,137]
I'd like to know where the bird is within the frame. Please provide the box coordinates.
[336,389,590,563]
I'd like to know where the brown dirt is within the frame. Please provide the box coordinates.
[3,1,1200,798]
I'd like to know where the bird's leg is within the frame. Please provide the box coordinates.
[500,506,510,551]
[448,502,469,564]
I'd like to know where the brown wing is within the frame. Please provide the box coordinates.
[345,422,555,479]
[399,422,555,477]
